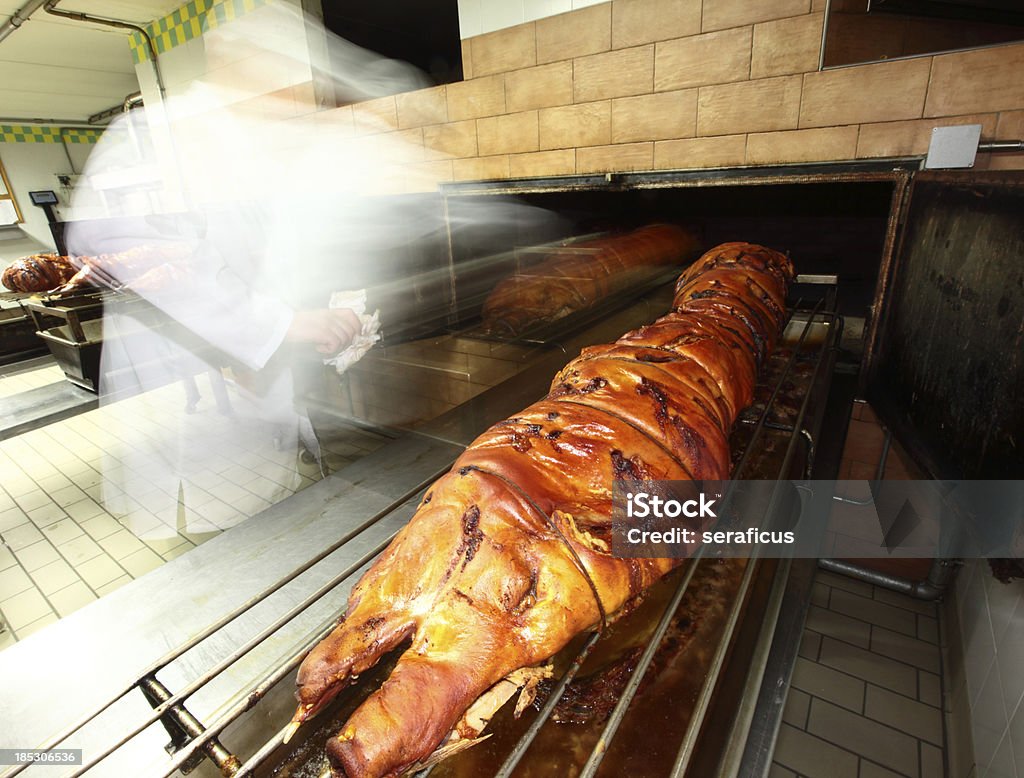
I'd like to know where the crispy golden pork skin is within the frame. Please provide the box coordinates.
[481,224,701,335]
[292,241,793,778]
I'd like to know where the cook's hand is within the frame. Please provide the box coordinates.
[286,308,361,355]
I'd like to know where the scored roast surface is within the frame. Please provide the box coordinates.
[290,240,794,778]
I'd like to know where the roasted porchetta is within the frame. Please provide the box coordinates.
[1,253,78,292]
[481,224,701,336]
[290,241,794,778]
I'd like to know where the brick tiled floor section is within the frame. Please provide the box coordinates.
[771,570,945,778]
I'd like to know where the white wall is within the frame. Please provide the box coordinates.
[457,0,607,38]
[0,141,94,265]
[951,559,1024,778]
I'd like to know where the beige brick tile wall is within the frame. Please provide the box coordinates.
[536,4,611,64]
[509,148,576,177]
[422,120,479,160]
[746,125,859,165]
[539,101,612,149]
[800,58,933,128]
[312,4,1024,186]
[751,14,824,78]
[701,0,811,32]
[446,74,506,121]
[925,45,1024,118]
[611,89,698,143]
[654,134,747,169]
[396,86,448,129]
[612,0,701,49]
[573,45,655,102]
[698,75,803,136]
[654,27,752,91]
[351,95,398,134]
[856,113,999,159]
[477,110,540,155]
[470,23,537,77]
[453,154,511,181]
[577,141,654,173]
[505,61,574,112]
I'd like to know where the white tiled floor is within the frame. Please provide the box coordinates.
[0,366,385,650]
[772,570,945,778]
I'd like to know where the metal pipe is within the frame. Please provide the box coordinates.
[978,140,1024,153]
[86,92,142,125]
[43,1,166,99]
[0,117,97,128]
[0,0,47,43]
[818,557,959,600]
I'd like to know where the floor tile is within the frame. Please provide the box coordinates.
[64,499,105,523]
[783,687,810,728]
[13,491,54,513]
[41,518,84,546]
[0,506,28,533]
[58,534,104,566]
[805,604,872,649]
[26,502,68,528]
[76,554,125,590]
[865,683,943,745]
[29,558,81,596]
[13,540,60,571]
[119,547,164,578]
[858,759,904,778]
[0,545,15,571]
[921,742,944,778]
[818,636,918,697]
[799,630,822,661]
[792,656,865,713]
[79,514,123,541]
[773,722,858,778]
[0,566,35,599]
[161,544,194,562]
[15,612,58,640]
[767,764,797,778]
[96,575,132,596]
[49,581,97,617]
[870,625,942,674]
[919,670,942,708]
[806,698,918,776]
[0,588,53,630]
[830,589,918,638]
[97,530,146,560]
[917,614,940,645]
[2,522,44,551]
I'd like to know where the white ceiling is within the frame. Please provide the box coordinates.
[0,1,184,121]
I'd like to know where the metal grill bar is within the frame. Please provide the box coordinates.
[149,532,404,778]
[490,631,602,778]
[63,513,420,777]
[576,558,704,778]
[567,302,834,778]
[666,556,763,778]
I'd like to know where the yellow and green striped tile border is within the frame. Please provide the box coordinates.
[0,126,105,144]
[129,0,270,64]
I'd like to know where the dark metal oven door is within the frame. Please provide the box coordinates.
[866,170,1024,480]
